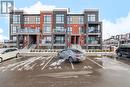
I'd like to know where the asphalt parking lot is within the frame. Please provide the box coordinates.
[0,55,130,87]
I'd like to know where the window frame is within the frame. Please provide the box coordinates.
[44,15,51,24]
[43,26,51,33]
[56,14,64,24]
[88,14,96,22]
[13,15,20,24]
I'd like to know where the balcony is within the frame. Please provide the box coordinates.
[88,29,101,35]
[17,29,40,35]
[53,29,66,34]
[88,41,101,46]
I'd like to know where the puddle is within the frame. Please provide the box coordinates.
[101,57,130,71]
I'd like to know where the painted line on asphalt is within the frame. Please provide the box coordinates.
[69,60,75,70]
[87,58,105,69]
[11,57,38,71]
[40,56,52,66]
[41,55,54,70]
[49,59,66,67]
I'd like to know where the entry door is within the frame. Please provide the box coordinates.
[71,36,75,44]
[76,36,79,44]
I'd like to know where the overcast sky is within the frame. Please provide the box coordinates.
[0,0,130,41]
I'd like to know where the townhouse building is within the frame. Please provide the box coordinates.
[104,33,130,47]
[9,8,102,49]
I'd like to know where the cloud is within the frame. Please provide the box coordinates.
[0,28,3,34]
[103,12,130,40]
[0,28,8,41]
[18,1,56,14]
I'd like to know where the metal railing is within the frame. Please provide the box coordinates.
[54,29,66,33]
[17,29,40,34]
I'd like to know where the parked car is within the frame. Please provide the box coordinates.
[57,49,86,63]
[0,48,19,62]
[116,45,130,58]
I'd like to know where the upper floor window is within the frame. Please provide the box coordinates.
[88,25,100,33]
[79,16,84,24]
[44,15,51,23]
[13,15,20,24]
[35,16,40,24]
[43,26,51,33]
[67,16,72,24]
[11,26,20,34]
[56,14,64,24]
[67,27,72,34]
[24,17,29,24]
[79,27,85,34]
[12,26,16,33]
[88,14,96,22]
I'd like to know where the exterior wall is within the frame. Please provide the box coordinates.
[84,10,102,49]
[104,33,130,47]
[53,10,67,49]
[40,11,53,49]
[9,9,102,49]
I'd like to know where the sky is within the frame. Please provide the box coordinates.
[0,0,130,41]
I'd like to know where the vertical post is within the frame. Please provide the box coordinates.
[27,35,29,48]
[74,36,76,44]
[16,35,19,49]
[37,35,40,49]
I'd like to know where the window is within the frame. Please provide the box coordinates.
[13,15,20,24]
[79,16,84,24]
[54,26,65,33]
[12,26,17,33]
[67,16,72,24]
[56,14,64,23]
[35,16,40,24]
[79,27,85,34]
[42,36,52,44]
[24,17,29,24]
[13,36,17,41]
[88,26,95,33]
[67,27,72,34]
[87,36,100,44]
[88,25,100,33]
[55,36,65,44]
[43,26,51,33]
[88,14,96,21]
[44,15,51,23]
[12,26,20,34]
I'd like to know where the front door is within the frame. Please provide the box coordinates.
[71,36,79,44]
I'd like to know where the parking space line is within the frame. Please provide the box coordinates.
[41,55,54,70]
[69,61,75,70]
[87,58,105,68]
[11,57,37,71]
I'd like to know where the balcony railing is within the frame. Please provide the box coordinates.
[54,29,66,33]
[17,29,40,35]
[88,41,100,44]
[88,29,101,33]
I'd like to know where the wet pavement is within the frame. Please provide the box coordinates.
[0,55,130,87]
